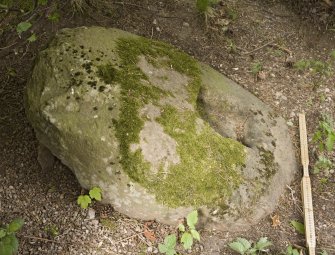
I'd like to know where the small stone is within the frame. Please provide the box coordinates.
[182,22,189,27]
[152,19,157,25]
[147,247,153,253]
[287,121,293,126]
[325,88,330,93]
[87,208,95,220]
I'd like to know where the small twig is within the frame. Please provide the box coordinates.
[114,232,143,244]
[0,42,17,50]
[241,39,276,55]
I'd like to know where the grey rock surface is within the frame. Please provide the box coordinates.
[25,26,297,231]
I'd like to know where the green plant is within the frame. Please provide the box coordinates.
[228,237,272,255]
[294,59,333,76]
[47,11,60,22]
[158,234,177,255]
[251,62,263,76]
[319,250,328,255]
[284,245,300,255]
[290,220,305,235]
[313,114,335,153]
[44,224,59,238]
[178,210,200,250]
[16,22,32,37]
[313,156,333,174]
[77,186,102,209]
[158,210,200,254]
[0,218,24,255]
[196,0,218,23]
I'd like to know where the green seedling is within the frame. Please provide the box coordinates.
[196,0,218,24]
[290,220,305,235]
[16,22,32,36]
[77,186,102,209]
[0,218,24,255]
[284,245,300,255]
[313,114,335,153]
[48,12,60,22]
[45,224,59,238]
[158,210,200,254]
[158,234,177,255]
[228,237,272,255]
[178,210,200,250]
[251,62,263,76]
[313,156,333,174]
[27,33,37,43]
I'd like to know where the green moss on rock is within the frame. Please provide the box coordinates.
[95,36,246,208]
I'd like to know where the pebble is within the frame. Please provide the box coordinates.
[183,22,189,27]
[87,208,95,220]
[287,121,293,126]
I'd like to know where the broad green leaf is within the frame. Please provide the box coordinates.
[77,195,91,209]
[290,220,305,235]
[164,234,176,249]
[292,249,300,255]
[178,223,185,232]
[186,210,198,229]
[228,241,247,254]
[326,132,335,152]
[27,33,37,43]
[16,22,32,35]
[0,234,18,255]
[255,237,272,250]
[7,218,24,233]
[190,229,200,241]
[158,243,168,253]
[89,187,102,201]
[181,232,193,250]
[236,238,251,250]
[0,229,6,239]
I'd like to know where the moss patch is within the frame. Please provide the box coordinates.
[96,36,246,208]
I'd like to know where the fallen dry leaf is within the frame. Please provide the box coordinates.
[143,225,156,242]
[271,214,281,228]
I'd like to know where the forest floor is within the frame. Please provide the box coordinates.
[0,0,335,254]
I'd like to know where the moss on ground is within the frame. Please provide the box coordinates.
[96,36,246,208]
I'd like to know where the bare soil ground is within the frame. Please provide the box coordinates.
[0,0,334,254]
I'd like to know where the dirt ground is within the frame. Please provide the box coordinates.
[0,0,335,254]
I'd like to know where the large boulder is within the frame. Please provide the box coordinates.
[25,27,297,231]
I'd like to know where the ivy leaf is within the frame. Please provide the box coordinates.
[181,232,193,250]
[27,33,37,43]
[290,220,305,235]
[178,223,185,232]
[77,195,91,209]
[16,22,32,35]
[190,229,200,241]
[89,187,102,201]
[7,218,24,233]
[186,210,198,229]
